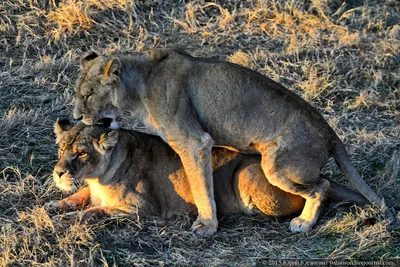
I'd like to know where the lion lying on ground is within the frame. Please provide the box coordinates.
[72,48,395,235]
[45,119,373,224]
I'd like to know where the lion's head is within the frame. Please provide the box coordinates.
[53,119,119,192]
[73,52,121,125]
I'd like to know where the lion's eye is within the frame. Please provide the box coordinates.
[78,152,88,158]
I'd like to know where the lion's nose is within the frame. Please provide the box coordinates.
[56,171,66,177]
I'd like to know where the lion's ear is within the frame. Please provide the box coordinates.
[94,131,119,153]
[54,119,73,143]
[102,58,120,84]
[80,51,98,69]
[146,49,170,61]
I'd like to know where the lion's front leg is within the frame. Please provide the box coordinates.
[80,206,127,221]
[52,206,127,222]
[168,133,218,236]
[144,83,218,236]
[44,187,91,212]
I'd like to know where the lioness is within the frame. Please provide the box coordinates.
[46,119,371,224]
[73,48,394,235]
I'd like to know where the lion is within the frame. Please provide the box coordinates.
[46,119,373,225]
[72,48,395,235]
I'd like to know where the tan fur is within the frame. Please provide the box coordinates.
[46,122,306,224]
[72,49,394,235]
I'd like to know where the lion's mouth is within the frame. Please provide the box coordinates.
[96,116,119,130]
[96,118,113,127]
[53,172,81,193]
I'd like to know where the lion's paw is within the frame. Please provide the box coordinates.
[44,200,76,212]
[44,200,62,211]
[51,211,82,222]
[191,223,217,236]
[191,219,218,236]
[79,208,106,222]
[289,217,315,232]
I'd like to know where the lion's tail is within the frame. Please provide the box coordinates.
[328,179,400,210]
[331,136,396,221]
[327,179,367,204]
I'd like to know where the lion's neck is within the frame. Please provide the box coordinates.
[114,55,151,113]
[101,133,145,182]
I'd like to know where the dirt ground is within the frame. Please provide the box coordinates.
[0,0,399,265]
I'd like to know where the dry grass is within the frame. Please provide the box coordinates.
[0,0,399,265]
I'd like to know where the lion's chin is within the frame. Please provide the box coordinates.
[53,173,78,193]
[81,116,95,126]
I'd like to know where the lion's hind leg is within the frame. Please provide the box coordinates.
[235,162,306,217]
[258,142,330,232]
[288,179,330,231]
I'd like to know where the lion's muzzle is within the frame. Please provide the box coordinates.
[53,170,79,192]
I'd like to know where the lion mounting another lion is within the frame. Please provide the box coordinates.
[46,120,379,225]
[69,48,395,235]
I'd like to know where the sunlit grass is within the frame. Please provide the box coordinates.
[0,0,399,265]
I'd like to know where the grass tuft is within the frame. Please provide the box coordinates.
[0,0,399,265]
